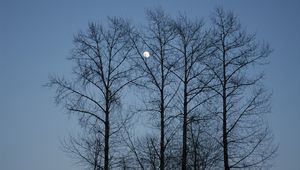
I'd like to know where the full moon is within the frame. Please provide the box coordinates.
[143,51,150,58]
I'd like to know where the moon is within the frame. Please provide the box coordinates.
[143,51,150,58]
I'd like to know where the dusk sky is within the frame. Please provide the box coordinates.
[1,0,299,170]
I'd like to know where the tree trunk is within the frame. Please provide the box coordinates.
[182,85,188,170]
[182,49,188,170]
[104,112,110,170]
[222,98,229,170]
[222,50,230,170]
[160,107,165,170]
[159,47,165,170]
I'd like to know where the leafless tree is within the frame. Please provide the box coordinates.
[129,8,179,170]
[170,15,215,170]
[48,18,135,170]
[207,8,277,170]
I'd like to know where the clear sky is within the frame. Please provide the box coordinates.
[1,0,299,170]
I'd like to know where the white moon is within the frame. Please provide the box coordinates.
[143,51,150,58]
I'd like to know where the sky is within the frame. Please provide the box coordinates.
[0,0,299,170]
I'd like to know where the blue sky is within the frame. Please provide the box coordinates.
[1,0,299,170]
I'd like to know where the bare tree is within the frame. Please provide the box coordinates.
[171,15,214,170]
[48,18,135,170]
[207,8,277,170]
[129,8,179,170]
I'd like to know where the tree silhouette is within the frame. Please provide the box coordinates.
[171,15,214,170]
[207,8,277,170]
[130,8,179,170]
[48,18,135,169]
